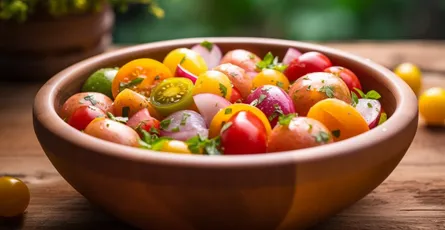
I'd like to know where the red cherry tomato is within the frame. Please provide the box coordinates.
[126,108,161,136]
[230,87,243,103]
[324,66,362,95]
[284,51,332,82]
[220,111,267,155]
[67,106,106,130]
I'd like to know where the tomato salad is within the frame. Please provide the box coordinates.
[60,41,388,155]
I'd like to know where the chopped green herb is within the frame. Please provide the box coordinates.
[332,130,341,138]
[366,90,381,100]
[354,88,382,100]
[220,122,233,133]
[367,102,373,108]
[319,85,335,98]
[149,127,159,135]
[258,94,267,104]
[378,112,388,125]
[154,75,160,80]
[307,85,312,90]
[224,108,232,115]
[321,79,325,83]
[106,112,128,124]
[186,135,222,155]
[119,77,144,92]
[276,81,284,88]
[268,104,284,121]
[106,123,110,128]
[200,40,213,52]
[256,52,288,72]
[171,127,180,132]
[180,113,191,125]
[160,118,172,130]
[229,72,238,77]
[83,95,97,105]
[314,131,330,143]
[219,83,228,98]
[303,76,309,80]
[278,114,296,127]
[122,106,130,118]
[351,92,359,107]
[180,56,187,64]
[248,53,255,60]
[308,123,313,132]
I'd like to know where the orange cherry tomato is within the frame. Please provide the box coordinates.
[307,98,369,141]
[112,58,172,98]
[113,89,162,120]
[252,69,290,91]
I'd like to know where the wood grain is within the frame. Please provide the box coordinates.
[1,42,445,230]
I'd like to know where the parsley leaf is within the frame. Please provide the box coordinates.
[180,113,190,126]
[154,75,160,80]
[319,85,335,98]
[180,56,187,64]
[314,131,331,143]
[119,77,144,92]
[268,104,284,121]
[171,127,180,132]
[138,128,172,151]
[200,40,213,52]
[354,88,366,98]
[224,108,232,115]
[278,113,296,127]
[122,106,130,118]
[367,102,373,108]
[220,122,233,133]
[351,92,359,107]
[307,85,312,90]
[366,90,381,100]
[258,94,267,105]
[160,118,172,130]
[308,123,313,132]
[83,95,97,105]
[332,130,341,138]
[378,112,388,125]
[149,127,159,135]
[256,52,288,72]
[186,135,222,155]
[219,83,227,98]
[276,81,284,88]
[248,53,255,60]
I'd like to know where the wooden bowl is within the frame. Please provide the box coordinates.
[33,38,418,230]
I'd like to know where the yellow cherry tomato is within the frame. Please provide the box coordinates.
[253,69,290,91]
[112,58,172,98]
[163,48,208,76]
[161,140,192,154]
[0,176,30,217]
[193,70,232,100]
[419,87,445,125]
[393,62,422,95]
[307,98,369,141]
[209,104,272,137]
[114,89,162,120]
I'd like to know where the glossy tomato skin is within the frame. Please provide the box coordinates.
[284,52,332,82]
[268,117,333,152]
[84,118,140,147]
[324,66,362,95]
[60,92,113,120]
[213,63,252,99]
[0,176,30,217]
[126,108,161,136]
[220,111,267,155]
[68,106,106,130]
[229,87,243,103]
[220,49,261,73]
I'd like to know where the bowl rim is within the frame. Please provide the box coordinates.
[34,37,418,168]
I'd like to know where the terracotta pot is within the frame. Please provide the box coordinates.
[0,6,114,81]
[33,38,418,230]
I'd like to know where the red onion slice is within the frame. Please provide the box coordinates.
[193,93,231,127]
[160,110,208,141]
[355,99,382,129]
[175,64,198,83]
[282,48,302,65]
[191,42,222,69]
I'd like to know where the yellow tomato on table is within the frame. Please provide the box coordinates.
[163,48,208,76]
[393,62,422,96]
[419,87,445,126]
[307,98,369,141]
[0,176,30,217]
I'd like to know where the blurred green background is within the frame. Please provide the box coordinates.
[113,0,445,44]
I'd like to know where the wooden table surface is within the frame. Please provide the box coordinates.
[1,41,445,230]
